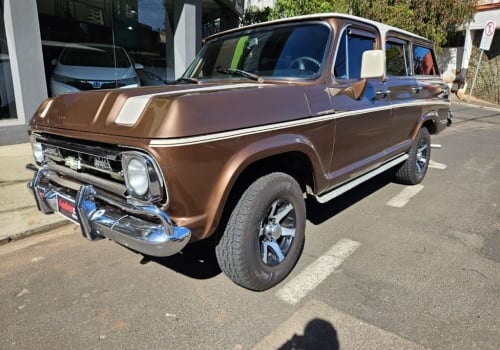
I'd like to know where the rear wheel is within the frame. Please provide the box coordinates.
[395,127,431,185]
[215,172,306,291]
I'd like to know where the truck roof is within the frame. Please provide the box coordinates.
[204,12,432,45]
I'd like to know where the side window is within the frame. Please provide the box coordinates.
[413,45,438,75]
[386,38,409,76]
[334,28,376,80]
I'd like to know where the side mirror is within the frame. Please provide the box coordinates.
[360,50,385,79]
[51,58,58,66]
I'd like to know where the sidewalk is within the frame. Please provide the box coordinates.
[0,143,67,246]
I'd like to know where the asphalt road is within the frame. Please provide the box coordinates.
[1,101,499,350]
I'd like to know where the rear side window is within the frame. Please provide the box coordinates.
[386,38,409,76]
[413,45,438,75]
[334,28,376,80]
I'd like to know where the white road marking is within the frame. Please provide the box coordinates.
[429,160,447,169]
[386,185,424,208]
[275,238,361,305]
[431,143,442,149]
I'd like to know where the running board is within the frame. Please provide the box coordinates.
[315,154,409,204]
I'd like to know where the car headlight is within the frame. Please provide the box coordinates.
[30,136,44,164]
[121,152,165,202]
[118,76,139,87]
[126,158,149,196]
[52,73,79,85]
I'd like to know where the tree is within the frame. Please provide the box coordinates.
[240,6,272,26]
[349,0,477,47]
[266,0,477,47]
[269,0,349,19]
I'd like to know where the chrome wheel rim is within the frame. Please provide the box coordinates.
[259,199,296,266]
[416,139,429,173]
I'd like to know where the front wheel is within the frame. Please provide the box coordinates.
[394,127,431,185]
[215,172,306,291]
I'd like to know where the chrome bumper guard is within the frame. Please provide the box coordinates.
[28,167,191,257]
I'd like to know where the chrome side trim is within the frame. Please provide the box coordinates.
[315,154,409,204]
[150,100,450,147]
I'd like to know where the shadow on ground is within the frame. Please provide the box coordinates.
[277,318,339,350]
[145,170,394,280]
[306,170,393,225]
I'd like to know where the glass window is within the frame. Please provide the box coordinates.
[413,45,438,75]
[334,28,376,80]
[183,23,331,81]
[386,39,409,76]
[58,45,132,68]
[0,0,17,120]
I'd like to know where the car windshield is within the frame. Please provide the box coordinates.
[182,22,331,82]
[59,45,131,68]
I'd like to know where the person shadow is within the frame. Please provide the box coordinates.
[278,318,339,350]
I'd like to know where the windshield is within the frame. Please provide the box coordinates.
[59,45,132,68]
[183,22,331,81]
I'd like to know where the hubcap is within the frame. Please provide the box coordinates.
[416,139,429,173]
[259,199,296,266]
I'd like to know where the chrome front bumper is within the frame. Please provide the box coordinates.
[28,167,191,257]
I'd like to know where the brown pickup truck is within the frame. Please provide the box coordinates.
[27,13,451,290]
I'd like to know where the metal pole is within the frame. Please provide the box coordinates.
[467,49,484,103]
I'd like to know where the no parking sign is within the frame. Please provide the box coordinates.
[468,20,497,102]
[480,20,496,51]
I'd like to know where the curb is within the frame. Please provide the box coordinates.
[0,221,70,247]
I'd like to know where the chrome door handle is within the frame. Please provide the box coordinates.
[375,90,391,99]
[411,86,420,94]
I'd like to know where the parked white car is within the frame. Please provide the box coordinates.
[50,43,141,96]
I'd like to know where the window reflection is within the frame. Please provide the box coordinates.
[36,0,241,95]
[37,0,171,96]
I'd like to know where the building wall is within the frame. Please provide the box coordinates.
[440,3,500,96]
[0,0,240,145]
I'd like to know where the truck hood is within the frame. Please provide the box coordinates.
[30,82,318,139]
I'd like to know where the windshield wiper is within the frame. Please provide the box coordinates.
[175,76,199,84]
[215,68,263,82]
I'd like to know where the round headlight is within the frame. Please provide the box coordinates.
[127,158,149,196]
[32,142,44,164]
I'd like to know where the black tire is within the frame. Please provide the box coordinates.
[215,172,306,291]
[395,127,431,185]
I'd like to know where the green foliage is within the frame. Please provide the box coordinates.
[467,47,500,104]
[350,0,477,47]
[240,6,272,26]
[269,0,349,19]
[263,0,477,47]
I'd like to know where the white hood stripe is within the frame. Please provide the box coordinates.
[115,83,261,126]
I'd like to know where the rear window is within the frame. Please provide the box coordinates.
[386,38,410,76]
[59,45,131,68]
[413,45,438,75]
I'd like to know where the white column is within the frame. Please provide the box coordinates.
[173,0,202,79]
[1,0,47,144]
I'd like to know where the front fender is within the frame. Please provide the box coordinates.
[200,132,330,239]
